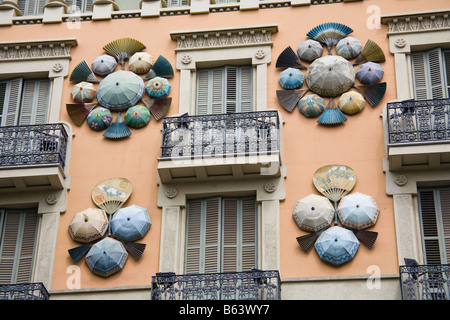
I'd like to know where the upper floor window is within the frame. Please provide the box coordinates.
[411,48,450,100]
[17,0,47,16]
[66,0,93,12]
[0,78,50,127]
[165,0,189,7]
[196,66,252,115]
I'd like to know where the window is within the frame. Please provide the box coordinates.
[185,197,257,274]
[66,0,93,12]
[418,188,450,265]
[165,0,189,7]
[196,66,252,115]
[17,0,48,16]
[411,48,450,100]
[0,78,50,127]
[0,209,39,284]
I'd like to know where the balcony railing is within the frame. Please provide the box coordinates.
[151,269,281,300]
[0,123,68,170]
[0,282,50,300]
[399,263,450,300]
[387,98,450,144]
[160,111,280,159]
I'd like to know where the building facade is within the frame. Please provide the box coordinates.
[0,0,449,300]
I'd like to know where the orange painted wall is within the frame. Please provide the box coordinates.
[1,0,448,291]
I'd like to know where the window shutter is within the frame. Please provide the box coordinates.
[196,70,210,116]
[412,48,446,100]
[222,198,238,272]
[1,78,23,127]
[18,0,48,15]
[240,66,253,113]
[204,198,221,273]
[225,67,237,114]
[19,79,50,126]
[240,198,257,271]
[212,69,224,115]
[439,189,450,263]
[0,82,6,126]
[443,50,450,98]
[419,190,441,264]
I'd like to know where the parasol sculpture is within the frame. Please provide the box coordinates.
[338,91,365,115]
[145,76,171,99]
[96,70,145,111]
[337,192,380,248]
[129,52,153,74]
[356,62,384,85]
[71,81,97,103]
[314,226,360,266]
[317,99,347,125]
[70,60,100,83]
[85,237,128,277]
[276,46,307,70]
[313,165,356,226]
[297,39,323,62]
[66,102,98,126]
[86,107,113,131]
[354,82,387,107]
[91,178,133,235]
[144,55,174,80]
[278,67,305,89]
[142,97,172,121]
[102,37,146,70]
[336,37,362,60]
[92,54,117,77]
[103,112,132,139]
[124,105,151,129]
[306,22,353,55]
[298,94,325,118]
[305,55,355,98]
[354,39,385,66]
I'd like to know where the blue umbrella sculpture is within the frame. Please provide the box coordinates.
[85,237,128,277]
[110,204,151,242]
[356,62,384,85]
[314,226,360,265]
[279,67,304,90]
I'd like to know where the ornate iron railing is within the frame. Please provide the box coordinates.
[151,269,281,300]
[160,111,280,159]
[0,282,50,300]
[399,264,450,300]
[387,98,450,144]
[0,123,68,170]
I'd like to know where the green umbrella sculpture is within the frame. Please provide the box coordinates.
[145,76,171,99]
[86,107,113,131]
[124,105,151,129]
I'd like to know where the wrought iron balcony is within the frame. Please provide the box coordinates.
[151,269,281,300]
[399,263,450,300]
[385,98,450,170]
[0,123,69,191]
[158,111,282,183]
[0,282,50,300]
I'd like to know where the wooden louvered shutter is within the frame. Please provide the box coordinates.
[196,68,224,115]
[18,0,48,15]
[439,189,450,264]
[1,78,23,127]
[443,50,450,98]
[412,48,447,100]
[196,70,210,116]
[0,209,39,284]
[19,79,50,125]
[239,67,252,113]
[225,67,237,114]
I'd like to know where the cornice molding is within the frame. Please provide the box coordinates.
[0,38,77,62]
[381,9,450,35]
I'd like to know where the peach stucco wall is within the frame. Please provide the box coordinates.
[1,0,448,291]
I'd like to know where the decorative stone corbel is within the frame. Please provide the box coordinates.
[43,0,70,24]
[92,0,119,20]
[0,0,21,26]
[140,0,161,18]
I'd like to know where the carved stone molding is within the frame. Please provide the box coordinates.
[0,38,77,62]
[381,10,450,35]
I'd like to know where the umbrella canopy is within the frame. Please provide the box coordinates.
[145,76,171,98]
[111,204,151,242]
[314,226,360,265]
[85,237,128,277]
[306,55,355,97]
[338,91,365,115]
[279,67,304,89]
[297,39,323,62]
[68,208,109,243]
[356,62,384,85]
[97,70,145,111]
[71,81,96,103]
[129,52,153,74]
[293,194,334,233]
[337,192,380,229]
[124,105,151,129]
[92,54,117,77]
[298,94,325,117]
[336,37,362,60]
[86,107,113,131]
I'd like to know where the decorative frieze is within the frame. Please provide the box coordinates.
[381,10,450,35]
[0,38,77,62]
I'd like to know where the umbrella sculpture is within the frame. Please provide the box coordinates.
[298,94,325,117]
[86,107,113,131]
[356,62,384,85]
[293,194,334,233]
[336,37,362,60]
[71,81,96,103]
[145,76,171,98]
[97,70,145,111]
[85,237,128,277]
[314,226,360,266]
[92,54,117,77]
[68,208,109,243]
[279,67,304,90]
[297,39,323,62]
[111,204,151,242]
[338,91,365,115]
[306,55,355,97]
[124,105,151,129]
[337,192,380,230]
[129,52,153,74]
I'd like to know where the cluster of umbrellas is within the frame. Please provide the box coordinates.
[67,37,174,139]
[293,165,380,266]
[68,178,151,277]
[276,22,387,125]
